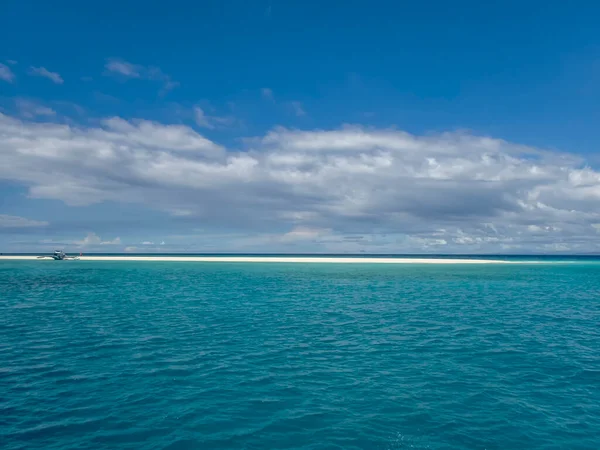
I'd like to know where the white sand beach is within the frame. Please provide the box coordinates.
[0,255,510,264]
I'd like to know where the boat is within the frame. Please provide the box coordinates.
[37,250,80,260]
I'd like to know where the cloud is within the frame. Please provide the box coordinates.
[194,107,214,129]
[0,63,15,83]
[261,88,274,101]
[290,101,306,117]
[281,227,328,242]
[29,66,64,84]
[2,113,600,252]
[75,233,121,247]
[0,215,48,228]
[233,227,331,248]
[105,59,141,78]
[6,60,17,65]
[194,106,235,129]
[52,101,86,116]
[104,58,179,94]
[15,99,56,118]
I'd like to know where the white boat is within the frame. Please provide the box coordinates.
[37,250,80,260]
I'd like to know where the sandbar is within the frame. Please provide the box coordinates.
[0,255,510,264]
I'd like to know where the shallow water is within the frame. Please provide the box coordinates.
[1,261,599,449]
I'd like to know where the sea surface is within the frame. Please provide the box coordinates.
[1,260,599,449]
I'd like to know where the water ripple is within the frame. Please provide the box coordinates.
[1,261,599,449]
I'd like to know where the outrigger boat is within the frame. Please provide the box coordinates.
[37,250,80,260]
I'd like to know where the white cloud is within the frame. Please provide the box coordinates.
[75,233,121,247]
[0,215,48,228]
[98,116,223,153]
[194,106,235,129]
[409,236,448,247]
[105,59,141,78]
[0,63,15,83]
[236,227,331,248]
[290,101,306,117]
[141,241,154,245]
[104,58,179,93]
[541,242,571,252]
[2,114,600,252]
[29,66,64,84]
[6,60,17,65]
[281,227,328,242]
[15,99,56,118]
[125,246,137,252]
[194,107,214,129]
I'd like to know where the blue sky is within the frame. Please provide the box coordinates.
[1,0,600,253]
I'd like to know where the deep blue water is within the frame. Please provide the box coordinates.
[1,261,599,449]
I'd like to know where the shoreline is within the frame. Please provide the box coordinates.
[0,255,512,264]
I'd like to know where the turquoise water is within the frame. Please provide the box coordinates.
[1,261,599,449]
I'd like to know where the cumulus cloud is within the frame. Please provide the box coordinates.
[0,63,15,83]
[1,113,600,252]
[0,215,48,228]
[104,58,179,94]
[29,66,64,84]
[0,113,224,206]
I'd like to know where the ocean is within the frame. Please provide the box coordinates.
[1,259,599,449]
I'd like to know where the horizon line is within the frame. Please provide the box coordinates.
[2,252,600,257]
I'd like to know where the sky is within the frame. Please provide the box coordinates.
[1,0,600,254]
